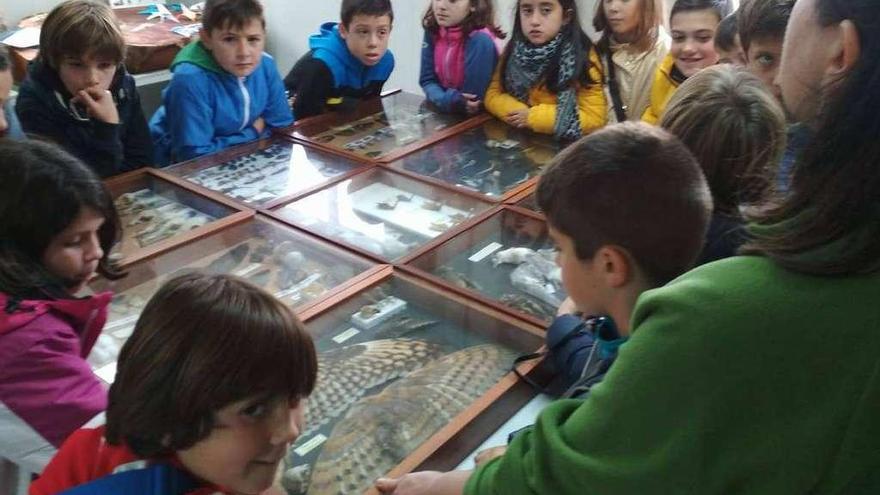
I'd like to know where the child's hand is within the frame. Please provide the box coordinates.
[505,109,529,128]
[461,93,482,115]
[253,117,266,134]
[474,445,507,465]
[74,87,119,124]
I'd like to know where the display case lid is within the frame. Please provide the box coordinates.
[105,167,254,267]
[402,206,564,327]
[163,138,370,209]
[385,118,562,202]
[282,91,484,163]
[267,168,495,263]
[86,215,383,384]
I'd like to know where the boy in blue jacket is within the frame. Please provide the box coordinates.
[0,46,23,139]
[149,0,293,165]
[284,0,395,119]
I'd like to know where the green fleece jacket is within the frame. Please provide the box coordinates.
[467,256,880,494]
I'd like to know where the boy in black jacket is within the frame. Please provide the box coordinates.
[16,0,153,177]
[284,0,395,118]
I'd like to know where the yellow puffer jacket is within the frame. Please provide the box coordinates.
[641,53,680,125]
[485,48,607,136]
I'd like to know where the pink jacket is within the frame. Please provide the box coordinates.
[0,291,111,473]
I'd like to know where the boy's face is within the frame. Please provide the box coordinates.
[548,225,606,317]
[202,18,266,78]
[716,34,746,66]
[178,395,305,494]
[56,53,117,96]
[670,10,720,77]
[0,69,12,137]
[745,35,784,100]
[339,14,392,67]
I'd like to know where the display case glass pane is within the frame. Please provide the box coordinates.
[386,118,561,199]
[290,92,469,161]
[271,169,492,261]
[164,139,366,208]
[407,209,564,323]
[281,274,542,495]
[110,171,242,260]
[514,191,539,212]
[85,217,377,383]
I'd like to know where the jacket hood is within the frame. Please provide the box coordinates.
[171,41,224,74]
[0,291,113,356]
[26,58,134,117]
[308,22,394,88]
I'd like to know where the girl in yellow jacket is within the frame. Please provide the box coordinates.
[642,0,723,124]
[485,0,606,140]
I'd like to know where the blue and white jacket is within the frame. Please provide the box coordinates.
[149,41,293,166]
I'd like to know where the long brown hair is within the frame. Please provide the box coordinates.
[742,0,880,275]
[660,65,786,216]
[422,0,506,38]
[594,0,664,53]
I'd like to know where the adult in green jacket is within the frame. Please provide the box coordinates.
[376,0,880,493]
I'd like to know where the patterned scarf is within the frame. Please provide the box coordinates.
[504,31,581,140]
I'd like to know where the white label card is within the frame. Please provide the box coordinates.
[468,242,504,263]
[294,434,327,457]
[332,327,360,344]
[94,362,118,384]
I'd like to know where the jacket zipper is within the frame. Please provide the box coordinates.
[238,77,251,131]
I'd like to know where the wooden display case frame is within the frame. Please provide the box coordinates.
[263,168,500,264]
[160,136,375,211]
[295,267,548,495]
[278,90,487,164]
[398,205,556,328]
[104,167,254,267]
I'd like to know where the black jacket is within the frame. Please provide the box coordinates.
[15,59,153,177]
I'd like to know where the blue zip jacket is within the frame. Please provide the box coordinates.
[284,22,394,118]
[149,41,293,166]
[419,30,498,113]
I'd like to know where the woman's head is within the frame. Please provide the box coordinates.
[745,0,880,275]
[669,0,724,77]
[660,65,786,215]
[423,0,505,38]
[106,273,318,493]
[594,0,663,48]
[0,140,119,298]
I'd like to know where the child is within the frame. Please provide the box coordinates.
[14,0,153,177]
[149,0,293,166]
[0,46,23,139]
[484,0,607,139]
[714,12,745,65]
[378,122,713,494]
[660,64,786,263]
[419,0,505,115]
[737,0,795,97]
[285,0,395,119]
[641,0,723,124]
[593,0,670,122]
[30,273,318,494]
[0,140,121,482]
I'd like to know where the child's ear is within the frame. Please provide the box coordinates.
[830,19,860,77]
[563,8,574,25]
[595,245,631,288]
[339,22,349,40]
[199,28,213,50]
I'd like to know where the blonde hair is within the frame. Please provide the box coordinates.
[660,64,786,215]
[39,0,125,69]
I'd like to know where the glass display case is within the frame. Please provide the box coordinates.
[385,118,561,201]
[404,207,564,326]
[163,138,369,209]
[85,216,380,384]
[105,168,253,266]
[507,188,540,214]
[281,270,544,495]
[285,91,479,163]
[267,168,494,262]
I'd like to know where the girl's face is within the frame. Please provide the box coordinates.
[178,395,305,494]
[603,0,641,42]
[433,0,473,28]
[519,0,570,46]
[41,207,105,294]
[670,9,720,77]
